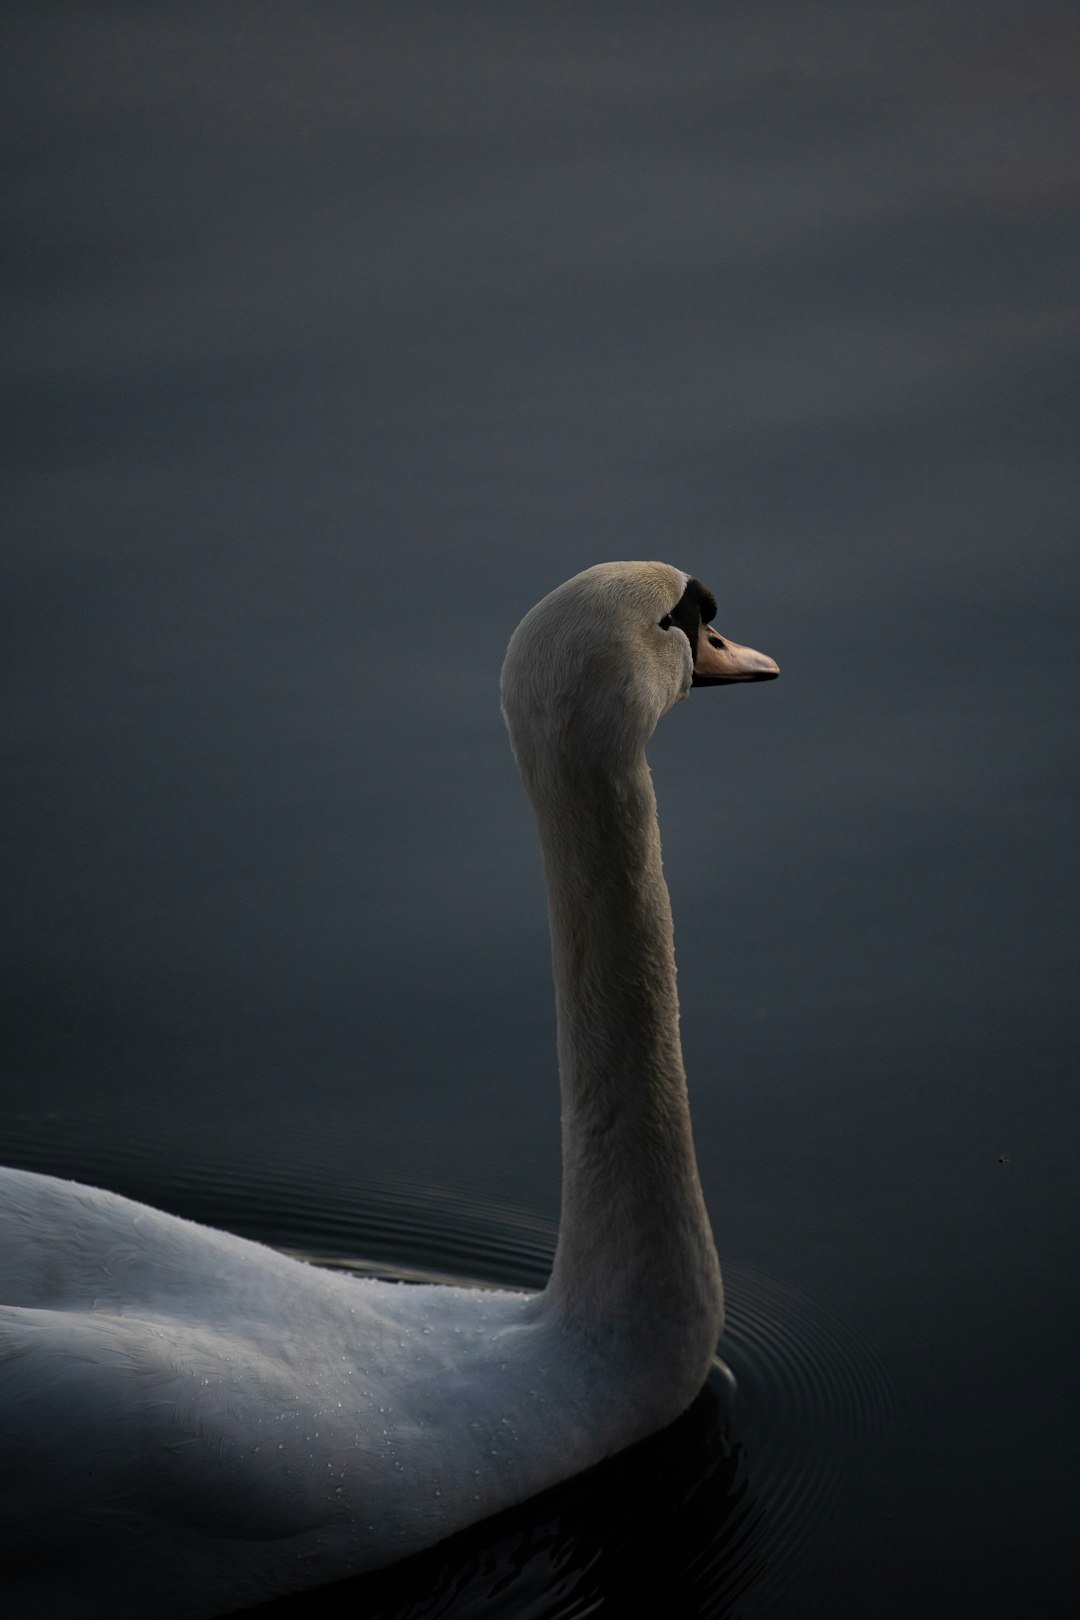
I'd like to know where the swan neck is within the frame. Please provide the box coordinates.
[528,741,723,1373]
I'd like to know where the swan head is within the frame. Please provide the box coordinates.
[501,561,778,770]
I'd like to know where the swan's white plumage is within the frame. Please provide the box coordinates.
[0,562,775,1618]
[1,1167,602,1612]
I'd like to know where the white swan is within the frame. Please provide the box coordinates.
[0,562,778,1618]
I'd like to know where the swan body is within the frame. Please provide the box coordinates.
[0,562,777,1617]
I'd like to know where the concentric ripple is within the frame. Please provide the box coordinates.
[716,1265,898,1618]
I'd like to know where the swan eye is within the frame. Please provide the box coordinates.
[659,614,672,630]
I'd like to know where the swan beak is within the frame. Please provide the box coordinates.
[692,627,780,686]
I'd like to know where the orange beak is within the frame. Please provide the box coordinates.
[692,626,779,686]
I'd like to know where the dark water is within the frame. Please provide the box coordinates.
[4,4,1079,1615]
